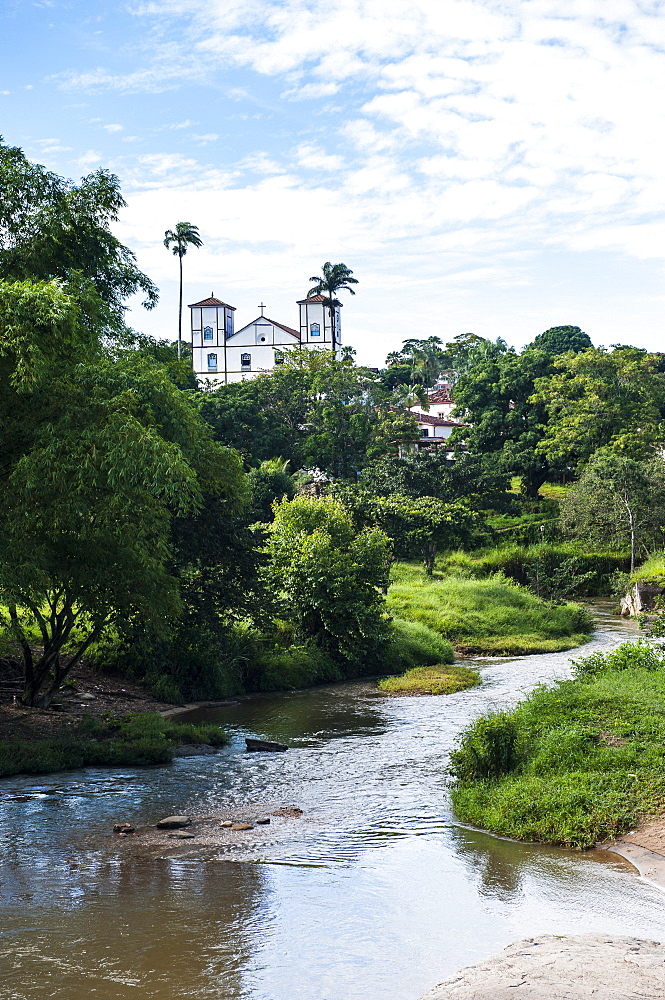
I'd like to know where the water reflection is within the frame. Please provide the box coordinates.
[0,609,661,1000]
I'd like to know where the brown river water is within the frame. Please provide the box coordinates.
[1,606,664,1000]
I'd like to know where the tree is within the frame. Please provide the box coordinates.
[247,458,297,522]
[330,485,477,574]
[452,345,557,496]
[265,495,392,670]
[560,450,665,573]
[163,221,203,359]
[529,325,593,356]
[307,262,358,354]
[0,353,247,706]
[360,452,511,511]
[532,346,665,470]
[385,337,448,388]
[0,138,157,338]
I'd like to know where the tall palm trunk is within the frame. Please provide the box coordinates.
[177,253,183,359]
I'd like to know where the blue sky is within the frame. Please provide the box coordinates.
[2,0,665,365]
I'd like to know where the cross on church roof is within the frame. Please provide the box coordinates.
[259,302,266,316]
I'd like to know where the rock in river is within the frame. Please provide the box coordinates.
[156,815,192,829]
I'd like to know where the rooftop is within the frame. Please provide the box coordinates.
[188,295,236,309]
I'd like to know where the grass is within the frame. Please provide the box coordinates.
[387,562,592,656]
[439,543,629,597]
[631,551,665,585]
[378,663,480,696]
[450,642,665,848]
[0,712,229,778]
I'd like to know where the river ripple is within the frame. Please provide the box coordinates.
[0,607,663,1000]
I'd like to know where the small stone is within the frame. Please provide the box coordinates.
[256,817,270,825]
[230,823,254,831]
[113,823,135,834]
[156,815,191,829]
[78,692,96,700]
[168,832,196,839]
[220,820,233,827]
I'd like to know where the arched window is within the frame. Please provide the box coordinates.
[310,322,320,337]
[207,353,217,370]
[203,325,213,341]
[241,353,251,370]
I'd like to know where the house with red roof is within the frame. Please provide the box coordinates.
[189,292,342,383]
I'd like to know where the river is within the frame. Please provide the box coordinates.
[1,607,663,1000]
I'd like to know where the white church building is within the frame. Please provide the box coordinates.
[189,292,342,383]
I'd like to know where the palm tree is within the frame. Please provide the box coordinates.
[307,262,358,355]
[163,222,204,358]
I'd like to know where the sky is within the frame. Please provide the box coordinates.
[2,0,665,366]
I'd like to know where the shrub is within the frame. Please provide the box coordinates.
[449,713,519,782]
[571,639,665,678]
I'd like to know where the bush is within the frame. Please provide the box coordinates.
[449,713,519,782]
[255,645,341,691]
[571,639,665,678]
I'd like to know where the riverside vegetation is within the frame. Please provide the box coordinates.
[450,640,665,848]
[2,141,665,784]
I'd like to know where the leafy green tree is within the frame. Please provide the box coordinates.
[198,378,298,466]
[0,354,246,706]
[385,337,449,388]
[247,458,297,522]
[532,346,665,470]
[366,494,476,574]
[265,495,392,670]
[163,222,203,358]
[307,262,358,354]
[529,325,593,356]
[360,452,511,511]
[0,138,157,337]
[453,346,556,496]
[330,485,477,574]
[560,450,665,573]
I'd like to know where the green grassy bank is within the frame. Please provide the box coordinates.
[0,712,228,779]
[378,663,480,696]
[440,544,629,598]
[387,563,593,656]
[450,641,665,848]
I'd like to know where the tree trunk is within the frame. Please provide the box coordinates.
[177,253,183,359]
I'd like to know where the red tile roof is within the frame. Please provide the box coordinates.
[428,388,454,404]
[415,412,464,427]
[296,294,343,305]
[188,296,236,309]
[230,316,301,340]
[266,317,300,339]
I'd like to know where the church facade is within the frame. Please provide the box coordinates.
[189,292,342,383]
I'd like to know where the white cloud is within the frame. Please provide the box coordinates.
[103,123,124,133]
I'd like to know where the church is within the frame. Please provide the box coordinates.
[189,291,342,383]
